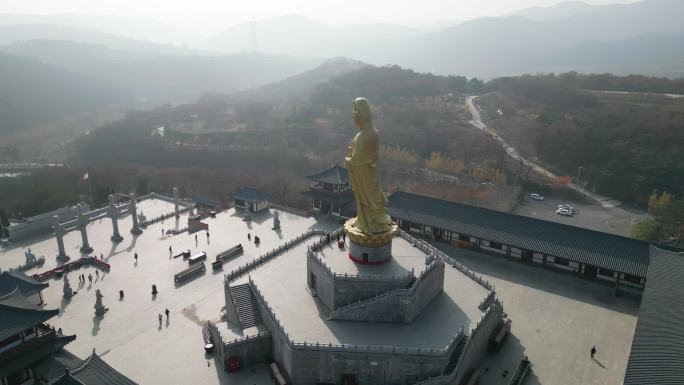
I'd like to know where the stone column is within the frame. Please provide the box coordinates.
[130,193,143,234]
[79,212,93,253]
[173,187,180,218]
[109,194,123,242]
[53,215,70,262]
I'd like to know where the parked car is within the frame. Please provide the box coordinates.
[530,193,544,201]
[556,208,574,217]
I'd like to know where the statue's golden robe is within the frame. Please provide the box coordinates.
[345,126,393,235]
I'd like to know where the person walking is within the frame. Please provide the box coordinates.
[165,308,170,320]
[134,252,138,261]
[590,346,597,359]
[88,274,93,283]
[95,270,99,278]
[158,313,163,327]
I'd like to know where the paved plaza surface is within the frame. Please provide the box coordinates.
[0,199,336,385]
[433,242,640,385]
[515,195,649,237]
[246,236,489,349]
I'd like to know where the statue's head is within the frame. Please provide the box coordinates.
[352,97,373,130]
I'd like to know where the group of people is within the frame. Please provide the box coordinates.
[247,233,260,244]
[77,273,93,285]
[158,308,170,326]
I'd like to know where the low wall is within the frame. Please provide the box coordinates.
[250,277,465,385]
[331,259,445,323]
[8,204,89,241]
[452,302,504,385]
[223,332,272,367]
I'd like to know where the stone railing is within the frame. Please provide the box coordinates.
[331,258,443,315]
[478,290,496,311]
[451,299,504,380]
[148,192,194,207]
[224,331,271,348]
[248,276,466,358]
[225,230,325,283]
[4,256,46,273]
[400,231,494,291]
[142,205,193,227]
[269,203,314,218]
[306,228,416,284]
[307,248,415,283]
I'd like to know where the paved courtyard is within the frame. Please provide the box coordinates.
[515,195,649,237]
[0,199,336,385]
[434,242,640,385]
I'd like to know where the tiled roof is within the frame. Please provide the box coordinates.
[231,187,270,203]
[0,289,59,342]
[49,351,138,385]
[388,191,652,277]
[624,246,684,385]
[0,334,75,378]
[306,164,349,185]
[0,270,49,297]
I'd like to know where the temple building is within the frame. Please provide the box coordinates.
[0,271,136,385]
[0,271,48,306]
[231,187,270,213]
[0,287,75,384]
[303,164,354,217]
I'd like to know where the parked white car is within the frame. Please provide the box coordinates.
[556,208,574,217]
[530,193,544,201]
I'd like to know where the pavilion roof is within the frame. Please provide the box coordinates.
[306,164,349,185]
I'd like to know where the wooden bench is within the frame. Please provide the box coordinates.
[188,252,207,264]
[173,250,191,259]
[215,244,243,262]
[174,263,205,282]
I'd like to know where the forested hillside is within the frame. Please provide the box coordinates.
[480,72,684,204]
[0,52,125,134]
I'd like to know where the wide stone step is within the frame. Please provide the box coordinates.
[230,284,264,330]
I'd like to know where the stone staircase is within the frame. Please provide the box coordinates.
[230,284,263,329]
[443,335,468,375]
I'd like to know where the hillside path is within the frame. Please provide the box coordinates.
[465,95,621,208]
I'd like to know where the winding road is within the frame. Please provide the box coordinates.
[465,96,621,208]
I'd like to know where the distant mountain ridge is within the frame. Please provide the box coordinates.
[0,40,323,103]
[506,1,600,21]
[0,13,197,45]
[198,0,684,78]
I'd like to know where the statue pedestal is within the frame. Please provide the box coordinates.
[344,219,398,265]
[348,241,392,264]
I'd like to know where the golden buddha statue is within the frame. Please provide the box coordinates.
[344,98,398,251]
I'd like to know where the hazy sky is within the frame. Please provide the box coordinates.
[0,0,641,34]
